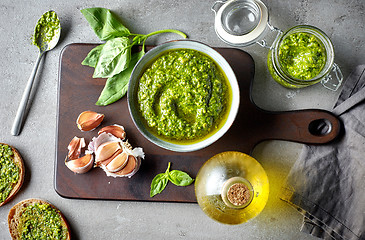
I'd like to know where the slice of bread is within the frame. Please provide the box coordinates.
[8,198,71,240]
[0,143,25,207]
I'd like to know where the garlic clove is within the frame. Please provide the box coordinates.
[95,141,121,163]
[98,124,126,140]
[115,155,137,176]
[100,155,141,178]
[76,111,104,132]
[88,132,119,153]
[67,136,86,160]
[105,152,128,172]
[95,149,123,167]
[65,153,94,174]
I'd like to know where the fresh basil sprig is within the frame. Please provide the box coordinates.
[80,7,187,106]
[150,162,194,197]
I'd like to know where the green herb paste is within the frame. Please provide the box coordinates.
[19,203,68,240]
[278,32,326,80]
[32,11,60,48]
[0,144,19,204]
[137,49,230,141]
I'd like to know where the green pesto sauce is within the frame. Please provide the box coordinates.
[267,52,300,88]
[0,144,19,204]
[32,11,60,48]
[19,203,68,240]
[137,49,230,142]
[279,32,326,80]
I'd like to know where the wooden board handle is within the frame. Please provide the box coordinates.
[257,109,341,145]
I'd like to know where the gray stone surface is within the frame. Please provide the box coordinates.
[0,0,364,239]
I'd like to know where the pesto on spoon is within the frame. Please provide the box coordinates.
[11,11,61,136]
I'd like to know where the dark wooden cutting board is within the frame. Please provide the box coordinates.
[55,43,340,203]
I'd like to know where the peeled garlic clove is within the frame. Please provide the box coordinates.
[105,152,128,172]
[76,111,104,132]
[98,124,126,140]
[67,136,86,160]
[95,141,121,163]
[65,153,94,174]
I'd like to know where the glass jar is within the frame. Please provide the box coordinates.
[268,25,343,90]
[195,151,269,224]
[212,0,343,91]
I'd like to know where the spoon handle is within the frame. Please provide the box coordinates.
[11,52,44,136]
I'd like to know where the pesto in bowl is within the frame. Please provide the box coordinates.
[137,49,230,142]
[128,41,239,152]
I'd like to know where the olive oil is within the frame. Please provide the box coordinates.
[195,151,269,224]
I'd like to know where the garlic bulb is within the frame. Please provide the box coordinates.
[66,112,144,178]
[88,125,144,178]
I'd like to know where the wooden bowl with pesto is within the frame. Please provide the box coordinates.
[0,143,25,207]
[128,40,240,152]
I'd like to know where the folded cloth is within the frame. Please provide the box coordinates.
[280,65,365,240]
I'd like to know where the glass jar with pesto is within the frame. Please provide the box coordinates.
[212,0,343,90]
[268,25,343,90]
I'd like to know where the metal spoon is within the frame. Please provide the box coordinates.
[11,11,61,136]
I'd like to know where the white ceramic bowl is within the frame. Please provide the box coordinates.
[127,40,240,152]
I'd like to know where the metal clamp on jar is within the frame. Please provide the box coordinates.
[212,0,343,91]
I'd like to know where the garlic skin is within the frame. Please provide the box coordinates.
[88,132,119,153]
[76,111,104,132]
[65,136,94,174]
[67,136,85,160]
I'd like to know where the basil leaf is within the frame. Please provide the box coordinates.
[96,50,145,106]
[150,173,168,197]
[93,37,131,78]
[81,44,104,68]
[150,162,194,197]
[80,8,130,41]
[168,170,194,186]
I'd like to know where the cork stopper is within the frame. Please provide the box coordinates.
[221,177,253,209]
[227,183,251,206]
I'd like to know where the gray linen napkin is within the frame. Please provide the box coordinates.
[280,65,365,240]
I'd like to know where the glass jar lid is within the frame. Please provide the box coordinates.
[212,0,269,46]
